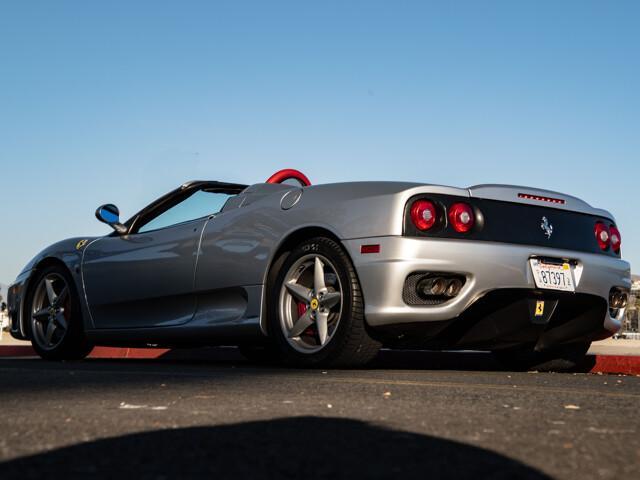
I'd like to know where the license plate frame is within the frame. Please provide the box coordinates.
[529,258,575,292]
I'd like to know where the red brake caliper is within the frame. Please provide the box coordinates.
[297,302,314,336]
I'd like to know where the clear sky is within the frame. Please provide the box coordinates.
[0,1,638,283]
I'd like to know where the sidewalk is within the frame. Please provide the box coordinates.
[588,337,640,356]
[0,334,29,346]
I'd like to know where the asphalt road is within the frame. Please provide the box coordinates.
[0,348,638,479]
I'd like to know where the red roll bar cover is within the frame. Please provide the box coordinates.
[266,169,311,187]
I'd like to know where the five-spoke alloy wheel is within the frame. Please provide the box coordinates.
[26,265,92,360]
[31,273,71,351]
[280,255,343,353]
[268,237,381,367]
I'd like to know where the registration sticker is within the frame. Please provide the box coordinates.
[529,259,575,292]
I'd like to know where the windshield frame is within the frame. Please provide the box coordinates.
[114,180,248,236]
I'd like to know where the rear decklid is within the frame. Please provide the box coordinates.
[463,184,618,257]
[468,184,613,219]
[404,184,620,258]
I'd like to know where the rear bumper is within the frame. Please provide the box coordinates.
[344,237,631,334]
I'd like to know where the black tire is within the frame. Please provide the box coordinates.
[25,265,93,361]
[267,236,381,368]
[493,341,591,372]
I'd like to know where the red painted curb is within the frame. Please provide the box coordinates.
[89,346,171,358]
[589,355,640,375]
[0,345,169,359]
[0,346,35,357]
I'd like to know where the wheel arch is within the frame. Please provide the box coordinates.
[259,226,358,335]
[20,257,75,339]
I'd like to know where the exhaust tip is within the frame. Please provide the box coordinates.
[416,274,466,301]
[609,289,628,309]
[444,279,463,297]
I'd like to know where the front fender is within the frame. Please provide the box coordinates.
[12,236,99,339]
[19,237,97,275]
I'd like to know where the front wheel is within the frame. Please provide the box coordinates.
[26,265,93,361]
[493,341,591,372]
[267,237,381,367]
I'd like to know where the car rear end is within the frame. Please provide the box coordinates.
[344,184,631,351]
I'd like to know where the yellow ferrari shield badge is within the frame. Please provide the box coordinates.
[535,301,545,317]
[76,239,89,250]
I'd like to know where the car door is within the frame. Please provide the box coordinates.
[82,187,234,329]
[82,219,205,329]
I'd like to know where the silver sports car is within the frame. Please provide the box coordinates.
[7,169,631,368]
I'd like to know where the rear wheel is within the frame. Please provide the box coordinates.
[267,237,381,367]
[26,265,92,361]
[493,341,591,372]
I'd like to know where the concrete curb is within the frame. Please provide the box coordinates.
[0,345,638,375]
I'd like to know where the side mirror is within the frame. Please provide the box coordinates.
[95,204,127,234]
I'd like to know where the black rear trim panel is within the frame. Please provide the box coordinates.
[403,194,619,257]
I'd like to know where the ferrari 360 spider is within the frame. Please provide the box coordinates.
[7,169,631,368]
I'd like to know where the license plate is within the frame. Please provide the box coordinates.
[529,259,575,292]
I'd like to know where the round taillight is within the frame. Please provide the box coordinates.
[594,222,610,250]
[609,225,621,253]
[410,200,437,231]
[448,202,475,233]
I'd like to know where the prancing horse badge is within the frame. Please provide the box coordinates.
[540,216,553,239]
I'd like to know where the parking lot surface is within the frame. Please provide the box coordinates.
[0,348,638,479]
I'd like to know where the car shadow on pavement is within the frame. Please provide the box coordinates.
[0,416,550,480]
[369,349,503,370]
[160,346,598,373]
[158,347,514,372]
[156,346,506,371]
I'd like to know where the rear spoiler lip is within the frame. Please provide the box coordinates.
[467,184,615,222]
